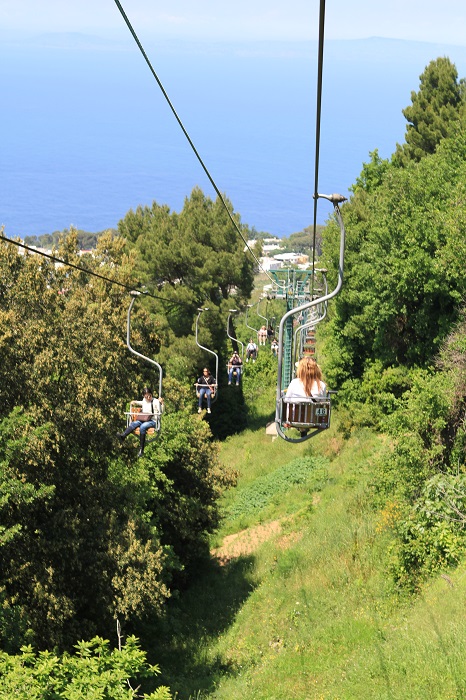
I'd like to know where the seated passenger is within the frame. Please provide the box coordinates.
[117,387,164,457]
[228,351,243,385]
[285,357,326,437]
[246,339,258,363]
[285,357,327,399]
[271,338,279,356]
[196,367,216,413]
[258,325,268,346]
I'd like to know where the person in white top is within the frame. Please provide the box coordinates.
[117,387,164,457]
[258,325,268,346]
[246,339,258,362]
[285,357,327,399]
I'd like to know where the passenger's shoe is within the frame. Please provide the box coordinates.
[207,408,211,414]
[228,382,231,385]
[198,407,202,413]
[117,433,125,442]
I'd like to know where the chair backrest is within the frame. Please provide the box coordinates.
[281,396,330,429]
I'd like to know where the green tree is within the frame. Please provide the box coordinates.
[0,231,234,650]
[279,225,325,257]
[394,57,464,166]
[322,129,466,390]
[117,187,256,367]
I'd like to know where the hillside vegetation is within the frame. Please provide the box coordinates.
[0,56,466,698]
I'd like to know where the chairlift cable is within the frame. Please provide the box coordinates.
[0,233,193,309]
[112,0,278,285]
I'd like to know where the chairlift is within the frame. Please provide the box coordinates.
[245,304,260,337]
[275,194,346,443]
[125,291,163,443]
[194,307,219,407]
[226,309,244,383]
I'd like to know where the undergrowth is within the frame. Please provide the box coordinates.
[225,455,329,520]
[146,423,466,700]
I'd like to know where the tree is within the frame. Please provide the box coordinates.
[0,231,235,650]
[394,57,464,166]
[118,188,256,353]
[321,129,466,388]
[279,226,325,257]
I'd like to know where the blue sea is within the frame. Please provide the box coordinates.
[2,33,466,238]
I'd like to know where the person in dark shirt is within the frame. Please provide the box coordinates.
[196,367,217,413]
[228,352,243,385]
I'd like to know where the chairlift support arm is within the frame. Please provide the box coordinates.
[195,308,219,401]
[227,309,245,358]
[127,291,163,399]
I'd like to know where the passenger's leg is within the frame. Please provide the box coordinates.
[118,421,141,441]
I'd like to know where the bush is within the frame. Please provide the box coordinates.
[0,636,171,699]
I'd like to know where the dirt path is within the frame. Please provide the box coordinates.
[212,518,303,565]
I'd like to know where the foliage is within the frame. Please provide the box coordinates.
[375,369,454,502]
[389,473,466,590]
[226,455,328,521]
[0,636,171,699]
[335,360,413,435]
[394,57,465,166]
[144,411,237,570]
[23,227,110,250]
[322,129,466,387]
[278,225,325,256]
[373,310,466,588]
[117,187,256,348]
[0,232,233,651]
[241,351,277,422]
[351,149,391,194]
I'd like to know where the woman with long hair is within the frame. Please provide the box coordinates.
[285,356,326,398]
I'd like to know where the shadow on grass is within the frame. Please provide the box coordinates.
[246,406,275,433]
[141,554,258,699]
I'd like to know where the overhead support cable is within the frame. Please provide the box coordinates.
[112,0,279,286]
[0,233,193,309]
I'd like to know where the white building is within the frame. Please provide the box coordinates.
[259,256,283,271]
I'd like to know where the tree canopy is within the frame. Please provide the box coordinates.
[322,120,466,388]
[394,57,465,166]
[0,230,234,651]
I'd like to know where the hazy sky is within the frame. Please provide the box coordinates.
[1,0,466,45]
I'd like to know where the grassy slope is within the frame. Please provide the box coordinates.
[150,364,466,699]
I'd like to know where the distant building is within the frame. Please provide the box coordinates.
[273,252,301,264]
[245,237,283,254]
[260,256,283,271]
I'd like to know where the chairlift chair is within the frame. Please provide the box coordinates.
[194,308,219,407]
[226,309,244,382]
[275,194,346,443]
[125,291,163,443]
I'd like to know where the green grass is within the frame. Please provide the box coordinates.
[145,383,466,699]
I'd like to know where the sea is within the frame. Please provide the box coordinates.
[2,32,466,239]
